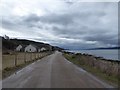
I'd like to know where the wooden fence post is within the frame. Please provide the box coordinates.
[36,53,38,59]
[35,53,36,60]
[36,53,38,60]
[15,53,17,67]
[34,53,35,60]
[31,53,32,61]
[40,53,41,58]
[36,53,37,59]
[34,53,36,61]
[24,52,26,63]
[37,53,39,59]
[37,53,38,59]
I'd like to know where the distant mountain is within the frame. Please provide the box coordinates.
[86,46,120,50]
[2,36,64,52]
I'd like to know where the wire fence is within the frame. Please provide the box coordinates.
[2,51,52,70]
[64,52,119,77]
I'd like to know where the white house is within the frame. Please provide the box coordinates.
[16,45,23,51]
[40,47,47,51]
[38,49,41,52]
[25,44,37,52]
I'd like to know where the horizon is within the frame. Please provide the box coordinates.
[1,35,119,50]
[0,0,119,50]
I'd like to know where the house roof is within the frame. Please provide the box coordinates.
[17,44,26,49]
[26,44,40,49]
[16,43,51,50]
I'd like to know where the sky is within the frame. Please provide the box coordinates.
[0,0,119,49]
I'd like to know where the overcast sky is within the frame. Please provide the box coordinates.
[0,0,118,49]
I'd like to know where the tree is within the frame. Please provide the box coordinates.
[4,35,9,40]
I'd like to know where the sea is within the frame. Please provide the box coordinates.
[66,49,119,61]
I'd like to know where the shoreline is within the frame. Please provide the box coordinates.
[65,49,119,62]
[63,51,119,87]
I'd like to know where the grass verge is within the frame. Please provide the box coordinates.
[63,53,119,87]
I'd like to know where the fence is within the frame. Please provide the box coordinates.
[65,52,119,77]
[78,55,119,77]
[2,52,52,70]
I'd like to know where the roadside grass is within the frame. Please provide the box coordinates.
[2,54,15,70]
[3,60,35,79]
[2,53,52,79]
[0,70,2,80]
[63,53,119,87]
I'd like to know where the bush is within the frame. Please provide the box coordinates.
[4,67,12,71]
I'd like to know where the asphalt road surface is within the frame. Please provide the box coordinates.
[3,51,114,88]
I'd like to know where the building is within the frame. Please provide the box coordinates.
[38,49,41,52]
[16,45,23,52]
[15,44,50,52]
[25,44,37,52]
[40,47,47,51]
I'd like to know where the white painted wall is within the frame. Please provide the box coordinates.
[38,49,41,52]
[25,45,37,52]
[16,45,22,51]
[40,47,46,51]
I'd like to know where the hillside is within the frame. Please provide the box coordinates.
[86,47,120,50]
[2,36,64,52]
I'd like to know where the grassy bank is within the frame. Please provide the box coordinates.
[63,52,119,87]
[3,60,34,79]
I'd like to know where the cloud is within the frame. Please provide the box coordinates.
[0,0,118,49]
[23,13,74,26]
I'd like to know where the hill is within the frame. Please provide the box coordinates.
[1,36,64,53]
[86,47,120,50]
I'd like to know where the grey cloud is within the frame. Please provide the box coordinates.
[1,2,118,49]
[23,9,106,27]
[51,24,118,48]
[2,18,17,30]
[2,5,107,32]
[84,34,118,45]
[24,14,74,26]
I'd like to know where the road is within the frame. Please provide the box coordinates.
[3,51,113,88]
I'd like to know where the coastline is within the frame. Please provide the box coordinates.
[62,51,119,87]
[65,49,119,61]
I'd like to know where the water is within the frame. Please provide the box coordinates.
[67,49,119,61]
